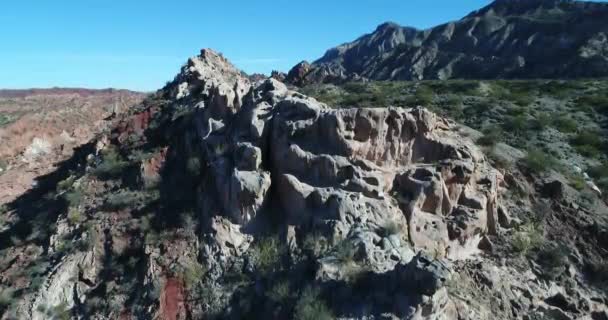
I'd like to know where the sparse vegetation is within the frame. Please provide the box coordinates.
[521,150,557,173]
[570,130,604,158]
[181,260,206,290]
[67,207,83,225]
[92,147,129,180]
[267,279,292,304]
[477,126,503,147]
[105,190,141,210]
[293,286,333,320]
[302,232,330,258]
[512,223,544,254]
[64,189,84,207]
[552,115,578,133]
[251,236,284,275]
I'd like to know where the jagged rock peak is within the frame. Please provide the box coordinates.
[169,48,250,110]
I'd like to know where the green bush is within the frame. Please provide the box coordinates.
[531,113,552,131]
[552,115,577,133]
[251,236,283,275]
[181,261,206,290]
[571,130,603,158]
[575,94,608,114]
[502,115,529,135]
[303,232,330,258]
[512,224,544,254]
[267,279,291,304]
[569,174,586,191]
[56,175,76,193]
[64,189,84,207]
[67,208,84,225]
[92,148,129,180]
[521,150,556,173]
[293,287,333,320]
[0,114,13,127]
[477,126,503,147]
[105,191,141,210]
[0,287,14,310]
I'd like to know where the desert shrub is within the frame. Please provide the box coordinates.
[92,147,129,180]
[521,150,556,173]
[105,191,140,210]
[535,245,569,279]
[575,94,608,114]
[575,144,602,158]
[181,261,206,290]
[512,224,544,254]
[0,287,14,310]
[502,115,529,135]
[588,163,608,193]
[570,130,603,158]
[64,189,84,207]
[0,114,13,127]
[442,94,463,107]
[568,174,586,191]
[467,99,495,115]
[427,80,480,96]
[531,113,552,131]
[552,115,577,133]
[342,82,368,93]
[293,286,333,320]
[267,279,292,304]
[477,126,503,147]
[67,208,83,225]
[56,175,77,193]
[404,85,433,106]
[302,232,330,258]
[251,236,283,275]
[540,80,584,99]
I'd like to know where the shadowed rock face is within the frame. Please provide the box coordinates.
[286,0,608,85]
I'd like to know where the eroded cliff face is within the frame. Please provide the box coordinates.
[1,49,606,320]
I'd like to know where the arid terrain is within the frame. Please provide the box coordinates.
[0,89,145,204]
[1,0,608,319]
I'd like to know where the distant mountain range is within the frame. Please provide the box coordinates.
[283,0,608,85]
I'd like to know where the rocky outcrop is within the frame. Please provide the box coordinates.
[154,49,507,318]
[4,48,607,320]
[286,0,608,85]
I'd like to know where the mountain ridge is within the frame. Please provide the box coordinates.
[284,0,608,85]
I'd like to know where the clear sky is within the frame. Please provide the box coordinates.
[0,0,509,91]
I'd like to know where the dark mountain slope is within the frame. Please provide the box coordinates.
[285,0,608,85]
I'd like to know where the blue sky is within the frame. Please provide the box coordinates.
[1,1,503,91]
